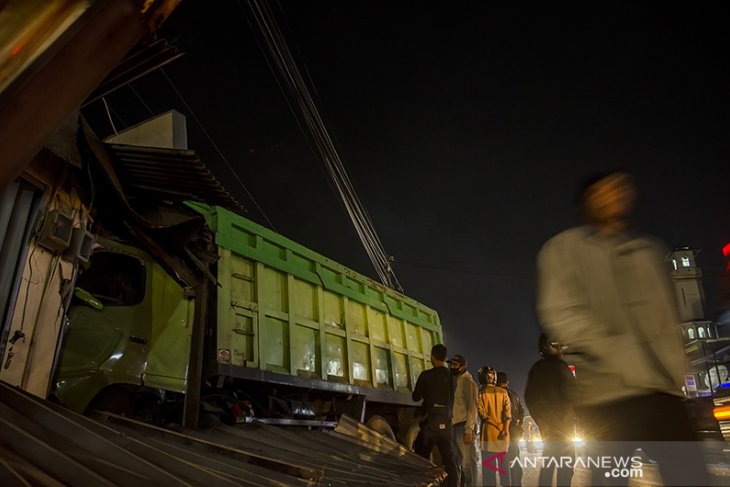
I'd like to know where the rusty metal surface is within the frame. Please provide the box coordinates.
[0,381,445,486]
[0,0,181,194]
[0,0,145,192]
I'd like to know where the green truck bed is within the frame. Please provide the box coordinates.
[191,204,443,398]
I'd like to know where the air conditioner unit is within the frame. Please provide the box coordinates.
[37,209,73,252]
[63,227,97,263]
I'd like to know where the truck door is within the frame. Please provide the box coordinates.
[216,248,258,368]
[56,249,149,412]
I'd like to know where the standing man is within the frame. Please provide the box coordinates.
[449,354,479,486]
[497,371,525,487]
[413,344,459,487]
[477,366,511,487]
[537,170,708,486]
[523,334,574,487]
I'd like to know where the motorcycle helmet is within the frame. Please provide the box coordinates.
[538,332,566,357]
[477,366,497,386]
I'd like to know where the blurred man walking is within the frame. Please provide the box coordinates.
[537,170,708,486]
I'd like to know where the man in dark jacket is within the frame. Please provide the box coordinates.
[524,334,574,487]
[413,344,459,487]
[498,371,525,487]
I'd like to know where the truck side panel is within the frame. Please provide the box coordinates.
[206,204,443,394]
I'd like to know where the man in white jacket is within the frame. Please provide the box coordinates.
[448,354,479,486]
[537,170,707,486]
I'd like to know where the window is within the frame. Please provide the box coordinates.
[682,256,691,267]
[698,327,706,339]
[0,181,41,359]
[671,259,678,271]
[708,327,712,338]
[75,251,146,306]
[688,328,695,340]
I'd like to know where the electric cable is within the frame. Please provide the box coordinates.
[129,83,155,117]
[394,259,537,280]
[101,97,119,136]
[160,68,278,232]
[243,0,402,291]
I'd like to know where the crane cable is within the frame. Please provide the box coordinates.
[243,0,402,291]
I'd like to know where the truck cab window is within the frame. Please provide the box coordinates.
[76,252,145,306]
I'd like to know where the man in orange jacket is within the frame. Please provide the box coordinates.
[477,366,511,487]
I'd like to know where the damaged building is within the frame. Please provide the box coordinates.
[0,1,446,485]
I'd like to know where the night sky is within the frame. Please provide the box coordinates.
[93,2,730,401]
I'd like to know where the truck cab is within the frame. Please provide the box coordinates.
[55,239,193,415]
[54,205,443,439]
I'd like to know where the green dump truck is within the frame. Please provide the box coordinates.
[54,203,443,438]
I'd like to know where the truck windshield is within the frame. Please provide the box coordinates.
[75,252,145,306]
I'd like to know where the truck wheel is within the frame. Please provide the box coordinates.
[404,422,440,463]
[86,387,134,417]
[403,421,421,450]
[366,415,397,442]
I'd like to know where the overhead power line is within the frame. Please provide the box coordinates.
[242,0,402,292]
[101,97,120,136]
[128,83,155,117]
[160,68,277,231]
[395,259,537,280]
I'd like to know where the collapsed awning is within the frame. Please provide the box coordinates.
[0,381,445,486]
[81,118,234,289]
[106,143,244,213]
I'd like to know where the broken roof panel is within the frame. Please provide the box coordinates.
[107,143,244,213]
[0,381,445,486]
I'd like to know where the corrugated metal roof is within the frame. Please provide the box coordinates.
[0,381,445,486]
[106,143,245,213]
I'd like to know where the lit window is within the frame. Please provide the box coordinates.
[672,259,678,270]
[708,327,712,338]
[698,327,706,339]
[682,257,690,267]
[688,328,695,340]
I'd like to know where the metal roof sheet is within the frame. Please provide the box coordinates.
[106,143,245,213]
[0,381,445,486]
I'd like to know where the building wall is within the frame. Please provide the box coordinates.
[669,248,706,323]
[0,153,89,398]
[675,280,707,323]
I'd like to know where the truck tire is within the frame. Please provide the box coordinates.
[86,386,135,417]
[403,421,421,450]
[404,421,442,463]
[366,414,396,442]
